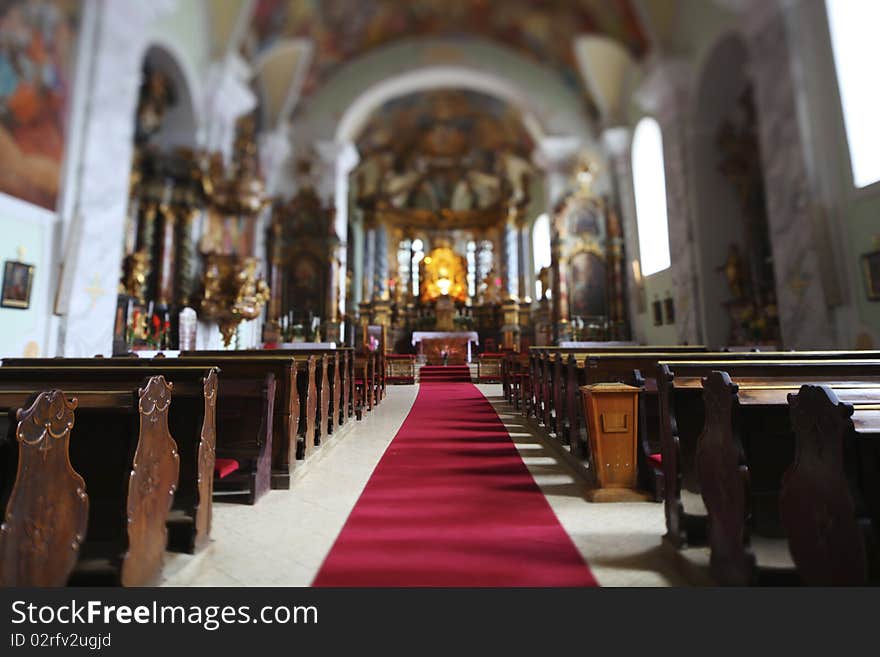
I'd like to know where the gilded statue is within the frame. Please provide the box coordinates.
[479,267,503,305]
[718,243,747,300]
[200,254,270,346]
[120,250,150,303]
[537,266,552,301]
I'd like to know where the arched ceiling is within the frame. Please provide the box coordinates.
[353,89,535,230]
[248,0,650,101]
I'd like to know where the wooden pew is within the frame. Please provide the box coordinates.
[184,346,355,440]
[0,364,218,551]
[501,352,530,410]
[694,369,880,585]
[0,373,179,586]
[527,345,708,437]
[0,390,88,586]
[477,353,504,383]
[784,384,880,585]
[353,352,378,419]
[6,357,274,503]
[560,350,880,502]
[386,354,416,385]
[658,358,880,553]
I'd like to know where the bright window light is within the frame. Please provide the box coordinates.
[532,213,552,300]
[632,117,671,276]
[532,213,551,272]
[826,0,880,188]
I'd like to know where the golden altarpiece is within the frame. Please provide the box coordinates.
[349,90,631,355]
[117,65,269,351]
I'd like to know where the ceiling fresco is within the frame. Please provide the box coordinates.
[353,89,534,230]
[250,0,649,98]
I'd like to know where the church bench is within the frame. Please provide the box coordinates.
[0,364,218,552]
[178,352,324,487]
[0,374,179,586]
[353,352,379,418]
[658,358,880,556]
[477,352,504,382]
[386,354,416,384]
[785,385,880,585]
[527,345,709,436]
[501,352,530,410]
[695,371,880,585]
[186,350,333,443]
[236,347,357,435]
[6,357,275,503]
[559,350,880,502]
[0,390,88,586]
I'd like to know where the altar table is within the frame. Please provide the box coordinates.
[411,331,479,364]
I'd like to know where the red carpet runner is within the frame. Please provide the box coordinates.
[313,382,597,586]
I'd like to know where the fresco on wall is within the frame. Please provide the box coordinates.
[250,0,648,100]
[0,0,80,210]
[353,89,534,229]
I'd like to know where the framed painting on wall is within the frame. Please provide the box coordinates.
[1,260,35,309]
[862,250,880,301]
[0,1,82,211]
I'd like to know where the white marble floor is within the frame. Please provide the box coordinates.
[163,384,694,587]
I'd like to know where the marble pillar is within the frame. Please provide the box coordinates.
[58,1,178,356]
[315,140,359,340]
[738,1,837,347]
[533,136,581,342]
[602,126,644,343]
[504,217,519,300]
[634,60,702,345]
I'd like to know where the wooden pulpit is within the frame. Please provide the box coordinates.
[580,383,651,503]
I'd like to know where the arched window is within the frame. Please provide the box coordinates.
[532,213,551,299]
[826,0,880,188]
[466,240,477,298]
[411,238,424,296]
[632,117,671,276]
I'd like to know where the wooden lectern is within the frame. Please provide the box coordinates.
[580,383,652,502]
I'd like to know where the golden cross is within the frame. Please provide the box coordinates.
[84,274,106,310]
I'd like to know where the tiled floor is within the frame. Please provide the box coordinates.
[163,384,694,587]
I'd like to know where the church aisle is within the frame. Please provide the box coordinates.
[162,385,420,587]
[313,382,598,586]
[164,384,689,587]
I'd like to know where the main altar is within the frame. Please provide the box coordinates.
[412,331,479,364]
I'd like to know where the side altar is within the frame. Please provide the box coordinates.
[411,331,479,364]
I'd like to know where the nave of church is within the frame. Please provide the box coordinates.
[1,0,880,591]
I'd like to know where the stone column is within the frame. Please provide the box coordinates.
[504,212,519,300]
[315,140,359,341]
[533,136,581,342]
[634,59,702,345]
[375,222,389,300]
[363,220,376,301]
[57,1,178,356]
[602,126,643,343]
[732,0,837,347]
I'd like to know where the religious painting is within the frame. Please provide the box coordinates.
[250,0,648,100]
[112,293,132,355]
[862,250,880,301]
[567,251,606,319]
[652,299,663,327]
[663,296,675,325]
[284,252,325,319]
[0,1,81,210]
[0,259,34,309]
